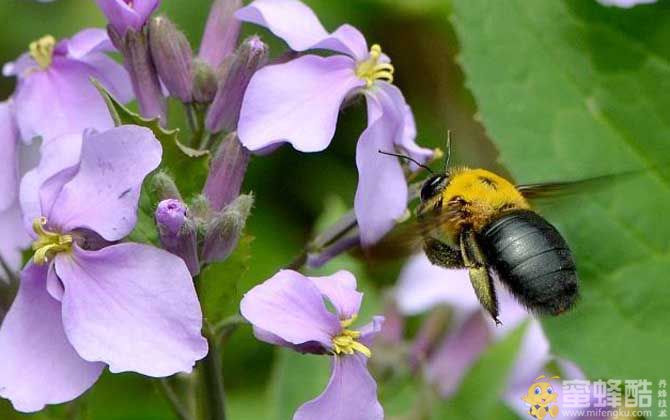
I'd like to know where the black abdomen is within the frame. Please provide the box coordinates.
[477,210,578,315]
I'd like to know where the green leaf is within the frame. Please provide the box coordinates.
[198,234,253,326]
[451,2,670,417]
[92,79,210,199]
[432,321,527,420]
[126,183,160,246]
[268,348,330,420]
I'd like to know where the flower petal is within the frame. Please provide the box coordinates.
[64,28,115,58]
[0,263,104,413]
[2,53,36,79]
[597,0,656,7]
[253,327,328,355]
[358,315,385,347]
[426,311,492,397]
[13,59,117,142]
[0,203,31,282]
[55,243,208,377]
[505,320,550,391]
[235,0,367,58]
[78,53,134,104]
[240,269,341,349]
[294,354,383,420]
[46,262,65,301]
[19,133,83,233]
[309,270,362,320]
[238,54,364,152]
[312,24,369,61]
[0,102,18,211]
[96,0,158,36]
[395,254,481,316]
[354,92,408,246]
[47,126,161,241]
[373,83,433,166]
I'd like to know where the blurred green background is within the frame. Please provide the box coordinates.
[2,0,669,419]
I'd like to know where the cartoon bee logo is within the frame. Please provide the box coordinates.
[521,375,561,419]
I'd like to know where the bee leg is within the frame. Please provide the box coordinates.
[423,237,465,269]
[459,229,501,325]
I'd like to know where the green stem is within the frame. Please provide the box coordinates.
[184,102,200,134]
[200,331,227,420]
[158,378,194,420]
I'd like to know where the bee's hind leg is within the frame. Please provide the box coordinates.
[460,229,501,325]
[423,237,465,269]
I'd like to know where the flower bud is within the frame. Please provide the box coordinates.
[151,171,182,201]
[205,36,268,134]
[203,133,250,211]
[155,199,200,276]
[149,16,194,103]
[192,59,219,104]
[109,25,166,123]
[198,0,242,68]
[96,0,160,38]
[201,194,253,264]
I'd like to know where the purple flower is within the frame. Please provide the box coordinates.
[596,0,656,7]
[235,0,433,245]
[241,269,384,420]
[0,102,30,279]
[96,0,160,37]
[395,255,588,419]
[1,126,208,412]
[3,28,132,144]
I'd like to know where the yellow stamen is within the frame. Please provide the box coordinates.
[355,44,395,88]
[31,217,73,265]
[331,315,372,358]
[29,35,56,70]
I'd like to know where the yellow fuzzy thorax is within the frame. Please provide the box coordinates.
[442,167,529,210]
[434,167,530,241]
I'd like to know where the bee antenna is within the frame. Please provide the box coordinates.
[445,130,453,171]
[378,150,434,174]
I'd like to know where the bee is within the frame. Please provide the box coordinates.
[379,142,589,324]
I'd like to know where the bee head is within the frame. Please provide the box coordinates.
[420,173,448,202]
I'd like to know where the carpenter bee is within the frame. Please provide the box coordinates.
[379,142,593,324]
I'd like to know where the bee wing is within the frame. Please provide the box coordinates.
[355,208,461,262]
[516,171,638,200]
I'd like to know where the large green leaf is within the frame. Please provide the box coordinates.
[451,1,670,417]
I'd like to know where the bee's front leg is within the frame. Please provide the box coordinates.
[459,228,501,325]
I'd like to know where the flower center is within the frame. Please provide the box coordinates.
[355,44,395,88]
[32,217,73,265]
[331,315,372,358]
[29,35,56,70]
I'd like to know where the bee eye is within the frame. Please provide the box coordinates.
[547,387,553,394]
[420,175,446,202]
[535,387,541,395]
